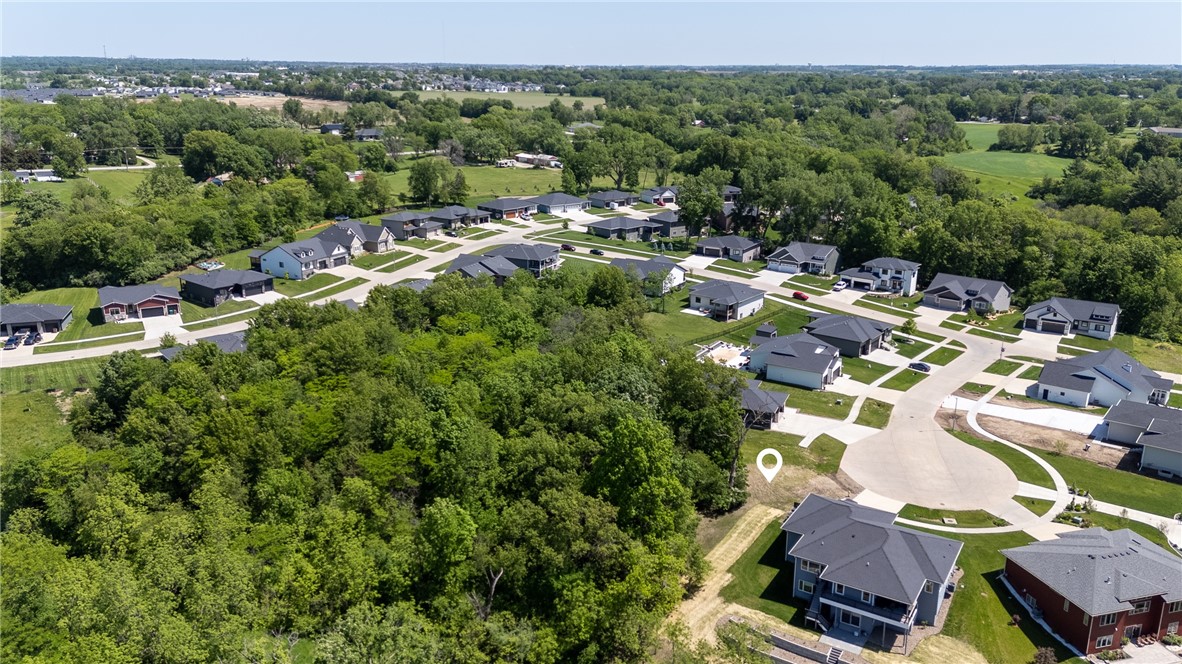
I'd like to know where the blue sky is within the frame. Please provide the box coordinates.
[2,2,1179,66]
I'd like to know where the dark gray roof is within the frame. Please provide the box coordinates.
[476,197,534,212]
[585,216,661,232]
[758,332,841,373]
[1104,400,1182,454]
[159,331,247,361]
[1002,528,1182,615]
[528,192,589,207]
[1023,297,1121,323]
[484,243,559,263]
[649,209,681,224]
[0,303,73,326]
[269,238,347,263]
[923,273,1011,303]
[400,278,434,293]
[696,235,761,252]
[689,279,765,306]
[318,221,390,246]
[741,379,789,415]
[588,189,634,202]
[862,257,921,271]
[381,211,431,223]
[767,241,838,264]
[428,205,486,221]
[642,186,679,197]
[783,494,963,606]
[610,256,683,280]
[444,254,520,279]
[1038,349,1173,397]
[722,185,742,195]
[355,128,383,138]
[98,285,180,306]
[804,313,893,344]
[179,269,271,290]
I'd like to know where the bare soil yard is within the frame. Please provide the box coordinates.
[975,413,1125,467]
[213,94,350,113]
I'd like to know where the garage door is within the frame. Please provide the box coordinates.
[243,284,265,296]
[333,256,348,267]
[1042,321,1067,334]
[1025,318,1039,329]
[140,307,165,318]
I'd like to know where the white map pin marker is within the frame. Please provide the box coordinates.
[756,448,783,484]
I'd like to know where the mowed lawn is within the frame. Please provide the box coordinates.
[944,123,1073,206]
[0,392,74,463]
[15,287,144,342]
[0,356,110,394]
[380,162,623,208]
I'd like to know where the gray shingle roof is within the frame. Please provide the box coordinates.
[742,379,789,415]
[270,238,347,263]
[400,278,434,293]
[381,211,431,223]
[476,197,534,212]
[783,494,963,606]
[179,269,271,290]
[528,192,589,207]
[923,273,1011,303]
[697,235,761,252]
[484,243,559,263]
[159,330,247,361]
[1023,297,1120,324]
[444,254,520,279]
[1104,400,1182,454]
[98,285,180,306]
[862,257,921,271]
[586,216,662,232]
[0,303,73,326]
[649,209,680,224]
[689,279,764,306]
[1038,349,1173,397]
[318,221,389,246]
[1002,528,1182,615]
[588,189,633,202]
[428,205,486,221]
[758,333,841,373]
[767,241,838,263]
[804,313,894,344]
[610,256,683,280]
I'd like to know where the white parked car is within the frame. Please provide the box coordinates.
[832,280,848,292]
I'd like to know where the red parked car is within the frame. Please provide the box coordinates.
[792,291,809,301]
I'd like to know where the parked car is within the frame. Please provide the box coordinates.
[792,291,809,301]
[23,332,42,346]
[909,362,932,373]
[519,212,532,221]
[590,249,605,256]
[445,231,458,237]
[832,281,847,292]
[4,335,24,350]
[560,244,576,251]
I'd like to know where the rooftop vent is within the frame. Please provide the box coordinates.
[1122,363,1133,373]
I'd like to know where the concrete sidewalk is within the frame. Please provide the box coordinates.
[943,395,1104,436]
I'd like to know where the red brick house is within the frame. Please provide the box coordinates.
[97,285,181,322]
[1002,528,1182,656]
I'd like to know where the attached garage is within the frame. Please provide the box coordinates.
[1025,318,1039,329]
[332,256,348,267]
[140,307,166,318]
[1041,321,1067,335]
[243,283,267,296]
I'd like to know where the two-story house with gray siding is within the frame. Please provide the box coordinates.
[782,494,963,653]
[483,244,560,278]
[837,257,921,296]
[249,238,350,281]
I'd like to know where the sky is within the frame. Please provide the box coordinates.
[2,2,1180,67]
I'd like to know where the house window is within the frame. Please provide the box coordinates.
[1064,599,1071,612]
[278,262,284,268]
[925,581,935,594]
[1096,635,1113,648]
[1083,612,1090,626]
[800,560,823,575]
[1131,601,1151,615]
[840,611,861,628]
[1168,622,1179,635]
[861,591,874,604]
[833,583,845,595]
[1170,602,1182,613]
[1094,324,1106,331]
[799,580,815,594]
[1099,613,1117,626]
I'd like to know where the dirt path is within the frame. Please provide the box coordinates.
[671,504,783,643]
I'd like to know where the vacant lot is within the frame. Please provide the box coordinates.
[945,123,1073,207]
[215,93,350,113]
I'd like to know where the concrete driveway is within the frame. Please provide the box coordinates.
[141,314,183,340]
[246,291,285,305]
[770,411,880,445]
[944,395,1105,436]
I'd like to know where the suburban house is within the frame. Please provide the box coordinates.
[484,244,560,277]
[1034,348,1173,408]
[528,192,591,214]
[741,379,789,427]
[320,123,343,135]
[316,221,395,255]
[179,270,274,307]
[0,303,73,336]
[610,256,686,294]
[1103,400,1182,477]
[476,197,537,220]
[249,238,350,281]
[803,313,894,358]
[766,242,840,275]
[97,285,181,322]
[159,330,247,362]
[921,273,1012,313]
[838,257,922,296]
[427,205,490,229]
[640,186,678,206]
[1022,297,1121,340]
[689,280,765,321]
[695,235,761,263]
[648,209,688,239]
[783,494,963,652]
[1146,127,1182,139]
[747,332,842,389]
[585,216,662,242]
[380,211,444,240]
[721,184,742,203]
[588,190,638,209]
[711,202,758,234]
[1001,528,1182,656]
[354,128,383,141]
[444,253,521,286]
[401,278,434,293]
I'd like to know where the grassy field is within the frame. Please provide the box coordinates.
[34,332,146,354]
[644,297,789,346]
[854,398,893,429]
[899,504,1007,528]
[924,346,964,365]
[1058,333,1182,375]
[1018,365,1043,380]
[0,392,75,463]
[742,430,845,474]
[945,123,1073,207]
[376,254,429,273]
[1023,446,1182,518]
[706,264,757,280]
[950,311,1024,335]
[841,358,894,385]
[948,429,1056,490]
[298,277,368,300]
[547,229,693,258]
[959,381,994,395]
[183,310,256,332]
[984,359,1023,375]
[429,242,462,253]
[352,250,410,270]
[720,519,802,626]
[179,298,255,323]
[894,338,934,359]
[1076,511,1177,553]
[274,273,342,297]
[1015,496,1056,517]
[413,89,605,109]
[968,327,1020,342]
[758,382,855,420]
[880,368,929,391]
[0,356,110,394]
[852,297,920,319]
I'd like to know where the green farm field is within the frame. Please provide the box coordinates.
[944,123,1072,206]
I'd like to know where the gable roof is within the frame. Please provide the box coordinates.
[484,243,559,263]
[649,209,681,224]
[1104,400,1182,454]
[923,273,1012,303]
[783,494,963,606]
[862,257,921,271]
[588,189,634,202]
[179,269,271,290]
[741,379,789,416]
[267,238,348,263]
[756,332,841,373]
[528,192,589,207]
[428,205,486,221]
[1001,528,1182,615]
[381,211,431,224]
[444,253,521,279]
[642,185,679,198]
[1023,297,1121,323]
[1038,348,1173,397]
[159,330,247,361]
[767,241,838,264]
[804,313,894,344]
[354,128,383,138]
[585,216,662,233]
[697,235,761,252]
[610,256,684,280]
[476,197,534,212]
[0,303,73,326]
[689,279,765,306]
[400,278,434,293]
[98,285,180,306]
[318,220,390,246]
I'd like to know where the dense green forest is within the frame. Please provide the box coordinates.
[1,268,764,662]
